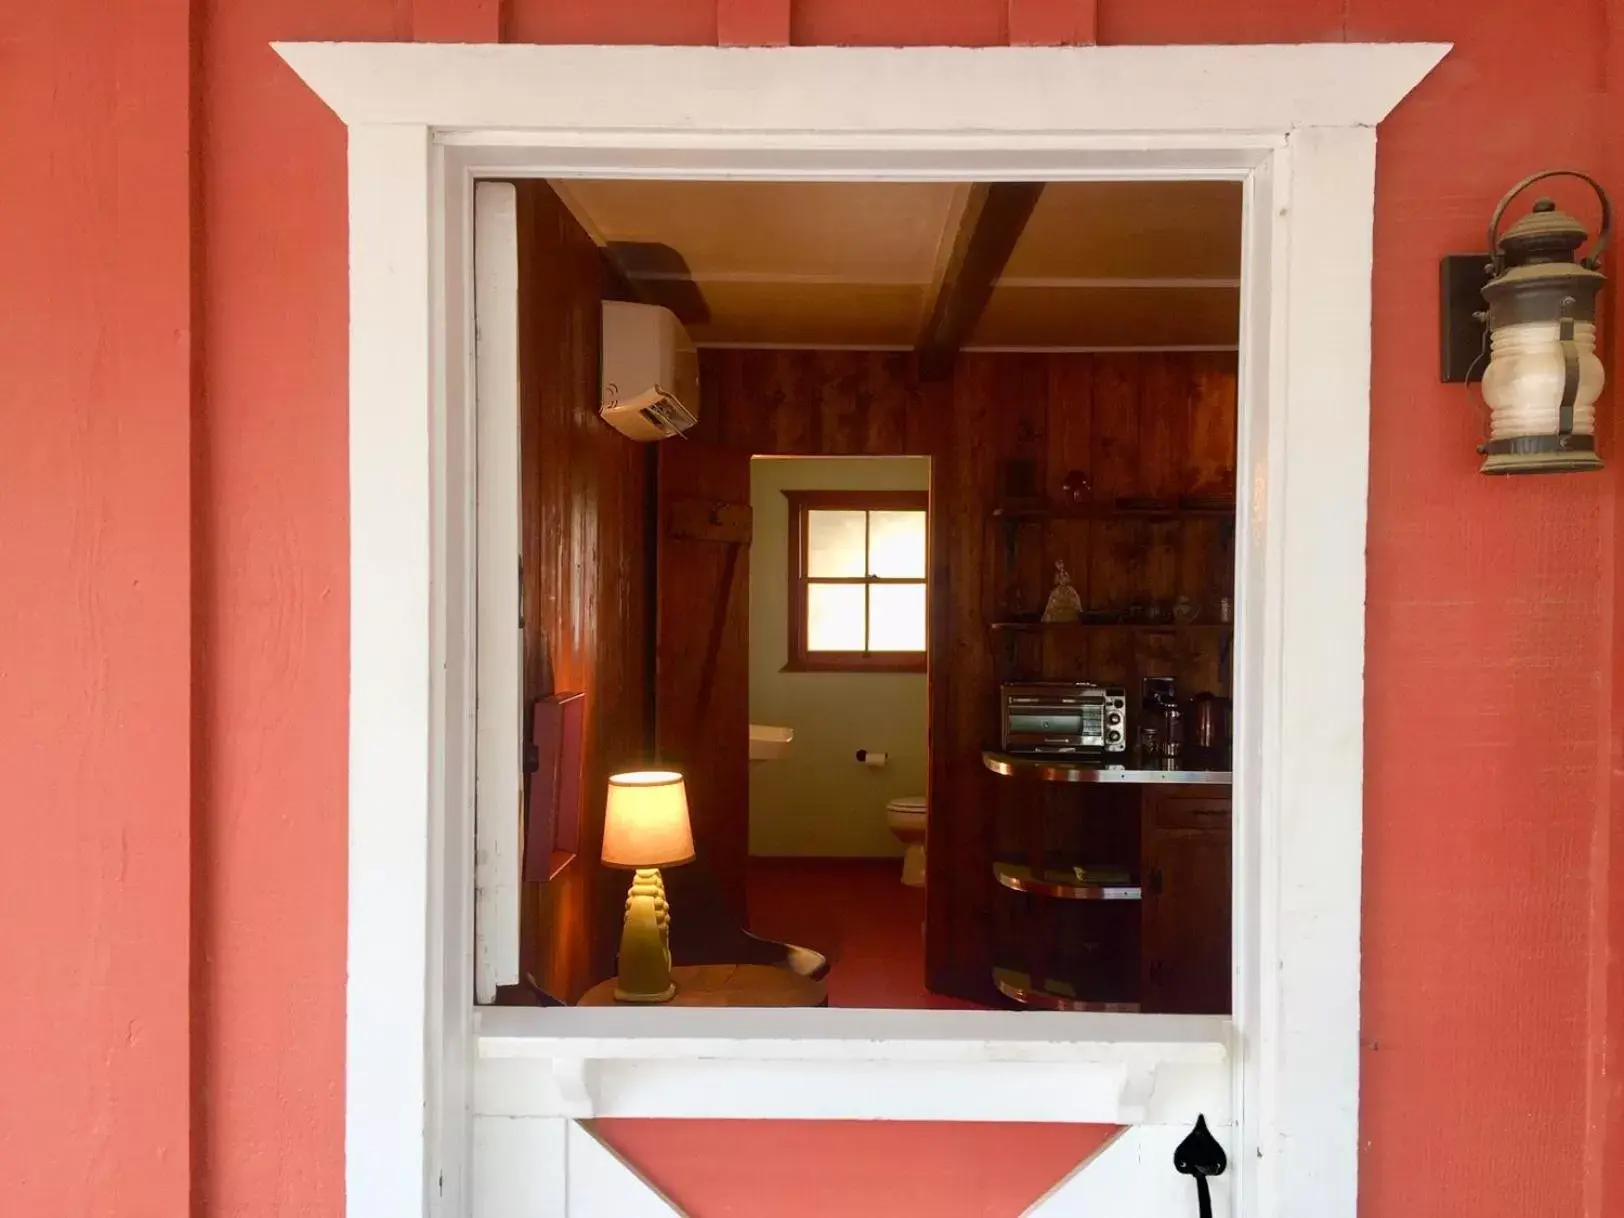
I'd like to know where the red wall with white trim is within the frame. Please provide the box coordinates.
[2,1,1621,1215]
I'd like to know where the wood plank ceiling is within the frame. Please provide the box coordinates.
[553,179,1242,359]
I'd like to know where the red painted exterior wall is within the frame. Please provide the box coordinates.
[2,2,1621,1217]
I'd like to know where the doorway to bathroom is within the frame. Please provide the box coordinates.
[742,455,966,1008]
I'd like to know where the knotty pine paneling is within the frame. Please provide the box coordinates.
[516,183,655,1001]
[698,348,1236,1001]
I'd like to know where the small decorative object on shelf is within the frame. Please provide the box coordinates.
[1173,595,1200,625]
[1041,560,1083,623]
[1060,468,1091,503]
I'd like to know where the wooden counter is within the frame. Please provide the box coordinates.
[982,748,1231,785]
[986,749,1232,1015]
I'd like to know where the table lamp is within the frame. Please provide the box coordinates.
[601,770,695,1003]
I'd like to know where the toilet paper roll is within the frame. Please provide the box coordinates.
[855,749,889,767]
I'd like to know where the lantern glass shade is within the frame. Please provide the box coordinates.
[1481,319,1605,441]
[601,770,695,869]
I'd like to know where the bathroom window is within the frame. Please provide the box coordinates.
[784,490,928,673]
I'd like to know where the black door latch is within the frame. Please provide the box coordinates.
[1174,1114,1227,1218]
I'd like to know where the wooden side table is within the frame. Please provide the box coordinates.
[577,963,828,1007]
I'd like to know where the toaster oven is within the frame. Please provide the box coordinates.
[1000,682,1127,755]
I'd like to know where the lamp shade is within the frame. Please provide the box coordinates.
[601,770,695,868]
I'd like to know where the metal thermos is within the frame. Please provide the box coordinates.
[1193,694,1218,748]
[1191,693,1231,748]
[1162,704,1184,757]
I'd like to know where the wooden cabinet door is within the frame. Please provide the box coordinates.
[1142,794,1231,1014]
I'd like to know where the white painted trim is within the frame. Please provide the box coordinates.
[476,1009,1229,1125]
[436,137,480,1218]
[472,182,522,1002]
[473,1119,682,1218]
[1262,125,1379,1216]
[273,42,1446,134]
[444,141,1283,176]
[346,123,441,1218]
[274,39,1449,1218]
[1229,148,1284,1218]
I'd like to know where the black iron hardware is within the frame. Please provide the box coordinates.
[1174,1114,1227,1218]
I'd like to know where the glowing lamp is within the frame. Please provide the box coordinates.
[601,770,695,1003]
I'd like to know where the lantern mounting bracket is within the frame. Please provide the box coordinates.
[1439,252,1492,383]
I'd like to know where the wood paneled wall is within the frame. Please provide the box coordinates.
[698,348,1237,1000]
[516,183,655,1001]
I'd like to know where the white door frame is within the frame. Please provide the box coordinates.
[275,41,1448,1218]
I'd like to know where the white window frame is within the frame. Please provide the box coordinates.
[274,41,1447,1218]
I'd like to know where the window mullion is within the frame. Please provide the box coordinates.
[862,511,872,654]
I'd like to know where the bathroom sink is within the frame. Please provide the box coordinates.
[749,724,794,762]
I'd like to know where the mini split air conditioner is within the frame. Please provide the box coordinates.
[599,301,700,441]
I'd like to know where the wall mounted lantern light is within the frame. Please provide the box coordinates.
[1440,170,1611,474]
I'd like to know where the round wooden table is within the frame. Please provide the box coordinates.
[578,963,828,1007]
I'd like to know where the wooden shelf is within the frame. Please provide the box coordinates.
[992,967,1141,1013]
[991,498,1235,523]
[989,620,1232,634]
[994,861,1142,901]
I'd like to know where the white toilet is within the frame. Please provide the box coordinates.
[885,795,927,887]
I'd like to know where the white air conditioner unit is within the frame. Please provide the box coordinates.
[599,301,700,441]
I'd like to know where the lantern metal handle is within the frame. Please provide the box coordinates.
[1487,169,1612,275]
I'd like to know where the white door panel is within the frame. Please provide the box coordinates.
[474,1118,683,1218]
[1026,1123,1231,1216]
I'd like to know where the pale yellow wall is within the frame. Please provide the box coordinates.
[748,456,930,857]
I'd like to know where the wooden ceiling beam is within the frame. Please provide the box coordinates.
[916,182,1044,379]
[599,242,712,327]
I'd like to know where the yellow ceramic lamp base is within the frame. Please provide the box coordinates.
[613,867,676,1003]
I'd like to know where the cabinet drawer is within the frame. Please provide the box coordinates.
[1149,792,1232,831]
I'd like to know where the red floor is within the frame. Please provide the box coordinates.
[746,857,986,1009]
